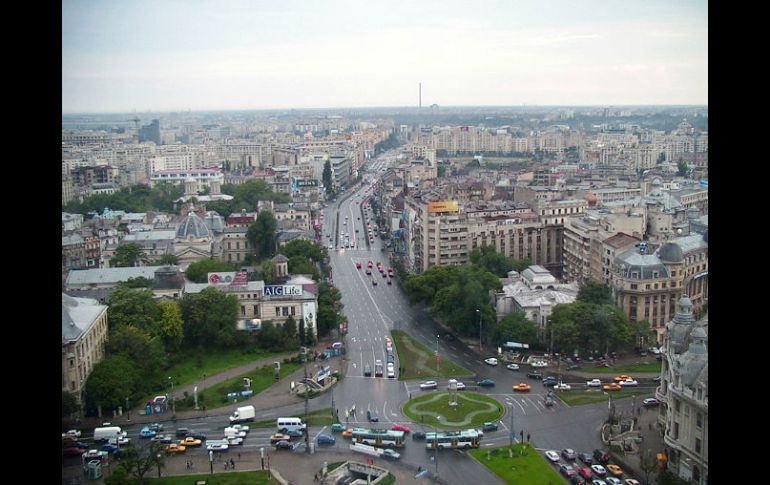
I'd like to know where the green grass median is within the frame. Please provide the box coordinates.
[403,391,504,429]
[582,362,661,374]
[391,329,471,380]
[470,443,565,485]
[147,470,279,484]
[557,389,646,406]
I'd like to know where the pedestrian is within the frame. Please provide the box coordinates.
[225,462,229,470]
[186,460,189,470]
[231,458,235,469]
[527,433,530,442]
[190,459,193,469]
[314,473,319,482]
[238,453,241,461]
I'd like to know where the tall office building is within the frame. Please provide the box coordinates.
[139,119,162,145]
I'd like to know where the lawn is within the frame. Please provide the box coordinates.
[470,443,566,485]
[167,348,292,388]
[146,470,279,484]
[582,362,662,374]
[391,329,472,379]
[557,389,647,406]
[248,408,335,428]
[175,362,302,411]
[403,391,504,429]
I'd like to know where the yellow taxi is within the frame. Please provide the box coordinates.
[165,443,186,454]
[342,428,353,439]
[512,383,532,392]
[607,464,624,477]
[613,375,633,382]
[602,383,622,391]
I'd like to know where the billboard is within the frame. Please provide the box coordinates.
[296,179,319,187]
[427,201,459,213]
[208,271,248,286]
[262,285,303,297]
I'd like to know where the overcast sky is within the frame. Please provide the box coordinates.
[62,0,708,113]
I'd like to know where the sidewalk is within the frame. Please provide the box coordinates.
[608,404,666,484]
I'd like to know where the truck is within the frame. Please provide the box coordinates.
[229,405,256,424]
[93,426,127,442]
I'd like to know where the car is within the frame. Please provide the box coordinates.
[317,434,336,445]
[152,434,175,444]
[545,450,560,462]
[140,427,157,438]
[606,464,624,477]
[605,478,623,485]
[613,375,633,383]
[506,363,520,371]
[482,422,499,431]
[477,378,496,387]
[578,452,594,465]
[148,423,164,432]
[230,424,249,435]
[562,448,578,460]
[554,383,572,391]
[454,381,466,390]
[226,436,243,446]
[386,353,395,363]
[420,380,438,390]
[571,476,587,485]
[387,279,392,285]
[66,441,89,450]
[175,427,190,437]
[513,383,532,392]
[381,449,401,460]
[602,383,622,391]
[484,357,499,366]
[166,444,186,454]
[275,440,293,450]
[531,360,548,368]
[586,379,602,387]
[412,431,426,440]
[372,279,378,286]
[331,423,345,433]
[367,409,379,422]
[364,363,372,376]
[286,429,304,438]
[567,364,582,371]
[342,429,353,439]
[624,480,641,485]
[527,371,543,380]
[577,467,594,479]
[593,449,610,464]
[63,429,82,439]
[560,464,578,477]
[207,443,229,452]
[355,262,362,269]
[100,443,121,454]
[391,424,412,433]
[591,464,607,476]
[591,481,608,485]
[63,447,86,457]
[643,398,661,407]
[618,379,638,387]
[179,437,202,447]
[649,347,661,355]
[543,378,558,388]
[270,433,291,444]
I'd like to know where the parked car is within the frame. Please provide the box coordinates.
[606,464,624,477]
[571,476,587,485]
[484,357,499,366]
[623,480,641,485]
[591,464,607,476]
[577,467,594,479]
[477,378,496,387]
[593,449,611,464]
[578,452,594,465]
[317,434,336,445]
[586,379,602,387]
[560,464,578,478]
[420,380,438,390]
[545,450,560,462]
[604,479,623,485]
[506,363,520,371]
[562,448,578,460]
[275,440,293,450]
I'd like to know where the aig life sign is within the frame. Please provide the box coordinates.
[262,285,302,297]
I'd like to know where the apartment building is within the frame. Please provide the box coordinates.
[62,293,108,406]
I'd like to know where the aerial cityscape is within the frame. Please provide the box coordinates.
[62,2,707,485]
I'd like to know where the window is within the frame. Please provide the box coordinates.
[240,306,246,316]
[674,399,680,413]
[695,437,701,454]
[630,283,638,290]
[696,412,703,428]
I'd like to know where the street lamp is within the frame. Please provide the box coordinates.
[157,453,162,478]
[125,397,130,422]
[476,309,483,353]
[168,377,175,415]
[435,335,440,372]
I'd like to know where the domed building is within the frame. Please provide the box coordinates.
[174,204,214,268]
[656,295,708,484]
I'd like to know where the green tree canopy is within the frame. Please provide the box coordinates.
[180,287,241,348]
[494,311,539,346]
[119,277,154,289]
[105,325,166,393]
[110,242,150,267]
[677,159,689,177]
[107,287,161,333]
[287,255,320,280]
[548,301,633,356]
[84,355,140,415]
[153,254,179,266]
[279,239,327,262]
[184,259,237,283]
[63,183,183,215]
[577,281,614,306]
[247,211,277,261]
[157,300,184,351]
[62,390,80,418]
[322,160,335,198]
[112,442,166,485]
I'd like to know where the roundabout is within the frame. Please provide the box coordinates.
[403,391,505,429]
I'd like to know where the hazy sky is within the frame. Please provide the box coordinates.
[62,0,708,113]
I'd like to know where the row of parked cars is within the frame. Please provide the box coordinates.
[544,448,640,485]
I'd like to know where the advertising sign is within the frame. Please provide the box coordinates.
[427,201,459,213]
[262,285,303,297]
[296,179,319,187]
[208,272,236,285]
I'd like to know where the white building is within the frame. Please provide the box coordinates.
[493,266,578,329]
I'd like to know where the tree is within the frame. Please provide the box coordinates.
[656,152,666,165]
[110,242,149,267]
[437,165,446,177]
[153,254,179,266]
[495,312,538,346]
[84,355,140,416]
[184,259,236,283]
[120,277,154,288]
[108,287,161,333]
[677,159,689,177]
[577,281,614,306]
[158,300,184,351]
[322,160,335,198]
[247,211,277,261]
[114,442,166,485]
[280,239,326,262]
[260,260,275,284]
[282,315,298,347]
[105,325,166,393]
[180,287,241,348]
[288,255,320,280]
[62,390,80,418]
[639,449,658,485]
[298,317,306,347]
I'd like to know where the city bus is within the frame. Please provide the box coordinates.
[351,428,406,448]
[425,429,481,449]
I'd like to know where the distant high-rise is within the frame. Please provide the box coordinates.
[139,119,161,145]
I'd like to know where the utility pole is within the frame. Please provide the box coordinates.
[476,309,482,353]
[435,335,440,372]
[303,344,310,454]
[509,404,514,448]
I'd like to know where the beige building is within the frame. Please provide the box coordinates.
[274,203,312,232]
[62,293,108,407]
[656,296,708,484]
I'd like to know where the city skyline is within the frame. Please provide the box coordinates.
[63,0,708,113]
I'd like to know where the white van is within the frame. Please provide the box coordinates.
[276,417,306,433]
[93,426,127,442]
[386,362,395,379]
